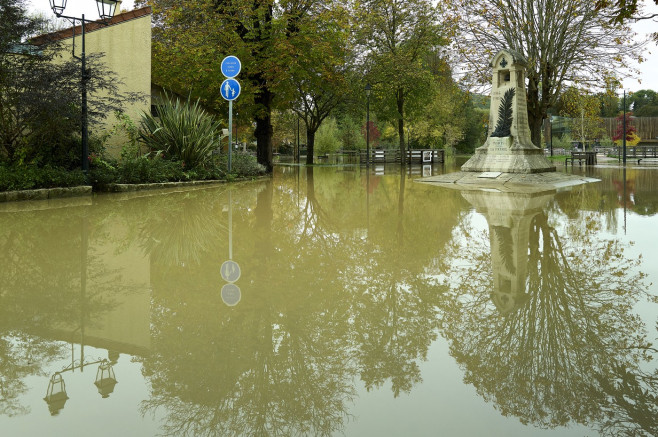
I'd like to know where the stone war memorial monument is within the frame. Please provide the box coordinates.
[461,49,554,174]
[420,48,597,191]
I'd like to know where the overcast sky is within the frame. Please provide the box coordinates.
[621,0,658,93]
[27,0,658,93]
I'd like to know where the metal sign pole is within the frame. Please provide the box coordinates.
[228,189,232,260]
[228,100,233,173]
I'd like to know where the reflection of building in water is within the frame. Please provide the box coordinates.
[47,218,152,356]
[461,190,554,314]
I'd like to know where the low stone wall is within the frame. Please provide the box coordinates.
[1,176,268,204]
[0,186,92,203]
[105,179,226,192]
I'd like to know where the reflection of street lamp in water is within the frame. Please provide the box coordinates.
[44,374,68,415]
[95,360,118,398]
[44,358,118,415]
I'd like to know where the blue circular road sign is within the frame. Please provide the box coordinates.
[220,79,241,101]
[221,56,241,78]
[221,283,241,306]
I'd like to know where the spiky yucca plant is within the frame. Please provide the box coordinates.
[138,94,223,169]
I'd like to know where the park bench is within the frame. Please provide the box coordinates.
[627,146,658,164]
[565,151,597,166]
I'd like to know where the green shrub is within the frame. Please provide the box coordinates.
[0,164,85,191]
[553,133,573,150]
[315,118,342,156]
[138,94,223,168]
[215,152,266,177]
[2,151,263,193]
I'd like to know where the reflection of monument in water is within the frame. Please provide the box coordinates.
[461,189,555,314]
[441,186,657,436]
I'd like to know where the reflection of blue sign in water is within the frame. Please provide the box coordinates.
[220,260,241,282]
[221,283,241,306]
[220,79,241,101]
[221,55,241,78]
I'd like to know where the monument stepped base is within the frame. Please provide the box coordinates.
[461,148,556,174]
[416,171,598,194]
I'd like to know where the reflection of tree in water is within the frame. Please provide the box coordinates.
[351,167,447,397]
[0,335,65,417]
[140,175,356,436]
[0,209,123,417]
[139,167,462,435]
[440,193,657,436]
[137,189,230,267]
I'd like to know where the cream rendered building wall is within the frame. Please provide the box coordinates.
[55,12,151,158]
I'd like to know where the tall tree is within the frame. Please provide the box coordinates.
[451,0,647,147]
[354,0,448,159]
[555,87,605,144]
[285,2,353,164]
[143,0,335,172]
[410,52,485,152]
[628,88,658,114]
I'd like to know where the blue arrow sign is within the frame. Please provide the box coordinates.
[221,56,241,78]
[220,79,241,101]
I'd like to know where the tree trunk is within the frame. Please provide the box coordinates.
[526,75,542,147]
[528,108,543,148]
[397,88,406,163]
[254,87,274,173]
[397,165,405,245]
[305,129,316,165]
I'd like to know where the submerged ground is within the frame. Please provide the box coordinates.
[1,159,657,436]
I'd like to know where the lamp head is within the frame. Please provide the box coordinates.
[48,0,67,16]
[96,0,118,21]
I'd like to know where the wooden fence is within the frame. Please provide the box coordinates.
[603,117,658,143]
[358,149,445,165]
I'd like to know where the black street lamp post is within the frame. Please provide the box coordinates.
[622,90,627,165]
[365,83,371,167]
[48,0,118,176]
[547,111,553,157]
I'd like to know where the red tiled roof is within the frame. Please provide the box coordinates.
[31,6,152,46]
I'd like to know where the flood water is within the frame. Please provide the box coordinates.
[1,160,657,437]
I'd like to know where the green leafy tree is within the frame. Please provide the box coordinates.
[409,53,485,152]
[336,112,365,150]
[142,0,346,172]
[597,89,621,117]
[556,87,606,146]
[286,2,352,163]
[314,117,341,155]
[354,0,449,159]
[628,89,658,116]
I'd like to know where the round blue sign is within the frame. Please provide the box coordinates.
[221,56,241,78]
[220,79,241,101]
[221,283,241,306]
